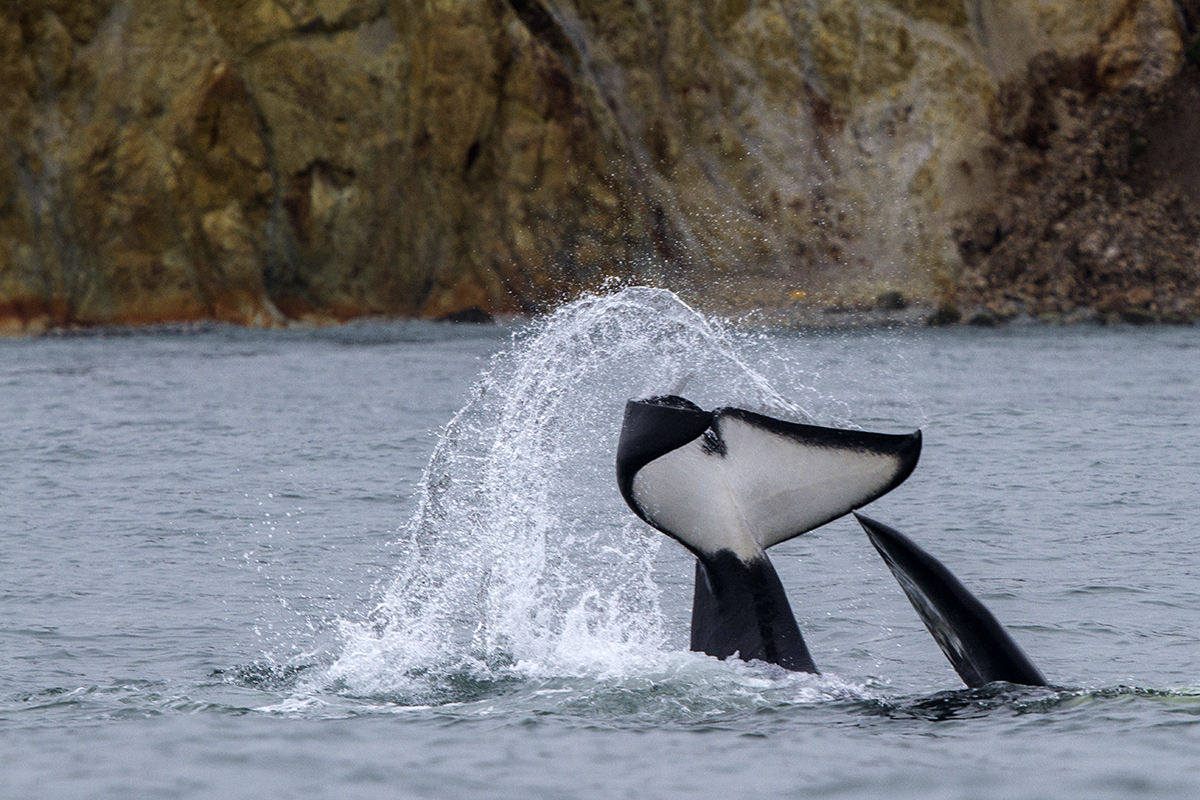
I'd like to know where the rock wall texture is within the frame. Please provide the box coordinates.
[1,0,1197,332]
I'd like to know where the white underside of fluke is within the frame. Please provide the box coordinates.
[631,414,911,561]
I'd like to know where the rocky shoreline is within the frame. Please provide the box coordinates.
[19,287,1193,337]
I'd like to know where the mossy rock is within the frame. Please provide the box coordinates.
[1119,307,1157,325]
[927,304,962,326]
[966,309,998,327]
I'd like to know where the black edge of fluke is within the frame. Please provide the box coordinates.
[886,429,921,498]
[615,395,712,524]
[721,407,921,469]
[854,513,1048,689]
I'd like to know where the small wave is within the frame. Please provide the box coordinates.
[213,661,316,692]
[6,681,260,721]
[858,682,1071,721]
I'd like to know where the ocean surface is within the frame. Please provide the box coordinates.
[3,287,1200,799]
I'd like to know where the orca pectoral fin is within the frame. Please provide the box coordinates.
[854,513,1047,688]
[691,551,818,674]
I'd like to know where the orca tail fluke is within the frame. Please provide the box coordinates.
[854,513,1048,688]
[614,395,920,675]
[617,396,922,559]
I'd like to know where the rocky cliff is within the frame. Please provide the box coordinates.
[1,0,1197,332]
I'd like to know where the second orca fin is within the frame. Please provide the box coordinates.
[854,513,1048,688]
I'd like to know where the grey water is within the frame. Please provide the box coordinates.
[3,287,1200,799]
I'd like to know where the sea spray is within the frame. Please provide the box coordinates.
[325,287,864,703]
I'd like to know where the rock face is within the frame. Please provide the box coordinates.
[0,0,1196,332]
[951,4,1200,325]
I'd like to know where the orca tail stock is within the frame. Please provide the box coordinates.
[615,395,921,675]
[615,395,1047,688]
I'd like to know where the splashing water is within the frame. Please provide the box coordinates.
[324,287,866,706]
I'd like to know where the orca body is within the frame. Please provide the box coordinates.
[616,395,922,673]
[854,513,1047,688]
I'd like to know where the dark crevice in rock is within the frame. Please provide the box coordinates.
[505,0,582,72]
[464,139,481,174]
